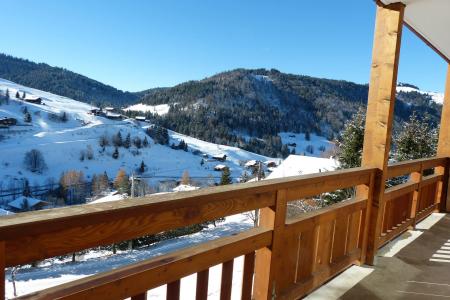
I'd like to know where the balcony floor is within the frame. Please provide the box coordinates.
[307,213,450,299]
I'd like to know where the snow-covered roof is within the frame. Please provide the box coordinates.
[0,208,14,216]
[172,184,200,192]
[106,112,121,117]
[8,196,46,209]
[24,95,42,101]
[245,160,258,167]
[266,155,338,180]
[135,116,146,120]
[212,154,227,159]
[89,192,125,204]
[104,107,115,111]
[214,164,228,170]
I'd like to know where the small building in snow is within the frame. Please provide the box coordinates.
[245,160,259,168]
[212,154,227,162]
[89,107,102,115]
[24,95,43,104]
[7,196,48,212]
[105,112,122,120]
[135,116,146,122]
[104,107,115,111]
[214,164,229,171]
[264,160,278,168]
[0,117,17,126]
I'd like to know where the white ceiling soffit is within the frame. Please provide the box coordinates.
[380,0,450,63]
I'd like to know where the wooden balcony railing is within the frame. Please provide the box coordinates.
[0,157,447,300]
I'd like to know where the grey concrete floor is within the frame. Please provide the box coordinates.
[341,214,450,299]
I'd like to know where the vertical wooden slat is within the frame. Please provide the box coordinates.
[131,293,147,300]
[196,269,209,300]
[241,252,255,300]
[253,189,287,300]
[357,1,405,265]
[296,226,319,282]
[316,222,333,270]
[347,211,361,254]
[410,170,422,226]
[437,66,450,213]
[167,280,181,300]
[220,259,234,300]
[332,215,349,262]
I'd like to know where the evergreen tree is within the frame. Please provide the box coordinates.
[240,171,250,183]
[394,112,437,161]
[220,168,232,185]
[124,133,131,149]
[22,179,31,197]
[24,112,32,123]
[15,91,20,99]
[143,136,149,147]
[336,108,365,168]
[305,131,311,141]
[113,131,122,147]
[139,160,146,173]
[61,111,68,122]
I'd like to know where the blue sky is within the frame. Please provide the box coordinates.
[2,0,447,92]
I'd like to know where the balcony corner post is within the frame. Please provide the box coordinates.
[357,2,405,265]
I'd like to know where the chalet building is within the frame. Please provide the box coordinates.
[214,164,228,171]
[212,154,227,162]
[24,95,43,104]
[1,1,450,299]
[89,107,102,115]
[7,196,48,213]
[0,117,17,126]
[134,116,146,122]
[105,112,122,120]
[104,107,115,112]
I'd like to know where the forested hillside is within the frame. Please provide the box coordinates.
[0,53,141,106]
[135,69,441,157]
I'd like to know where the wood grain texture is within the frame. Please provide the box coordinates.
[358,1,405,265]
[131,293,147,300]
[166,280,180,300]
[220,260,234,300]
[195,269,209,300]
[241,252,255,300]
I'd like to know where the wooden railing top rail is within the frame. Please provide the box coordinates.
[0,167,375,267]
[386,156,447,178]
[15,228,272,300]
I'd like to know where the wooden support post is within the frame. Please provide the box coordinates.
[410,169,422,227]
[253,190,287,300]
[357,2,405,265]
[437,65,450,212]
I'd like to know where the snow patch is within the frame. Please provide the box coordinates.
[124,103,171,115]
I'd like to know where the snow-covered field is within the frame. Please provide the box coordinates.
[124,103,171,115]
[5,213,254,299]
[0,79,275,194]
[279,132,335,157]
[396,85,444,105]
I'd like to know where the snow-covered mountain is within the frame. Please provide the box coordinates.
[397,85,444,105]
[0,78,275,194]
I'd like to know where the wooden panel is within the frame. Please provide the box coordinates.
[315,222,334,271]
[0,241,4,300]
[387,160,422,178]
[278,250,361,300]
[196,269,209,300]
[346,211,361,254]
[15,228,271,300]
[166,280,180,300]
[220,260,234,300]
[241,252,255,300]
[286,198,367,234]
[296,227,319,283]
[331,216,349,262]
[131,293,147,300]
[384,181,418,202]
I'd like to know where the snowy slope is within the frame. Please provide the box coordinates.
[396,85,444,105]
[279,132,335,158]
[266,155,338,179]
[124,103,171,115]
[0,79,274,193]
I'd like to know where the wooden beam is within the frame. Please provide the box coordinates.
[437,65,450,212]
[358,2,405,265]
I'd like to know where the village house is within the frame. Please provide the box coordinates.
[24,95,43,104]
[214,164,228,171]
[0,117,17,126]
[212,154,227,162]
[7,196,49,213]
